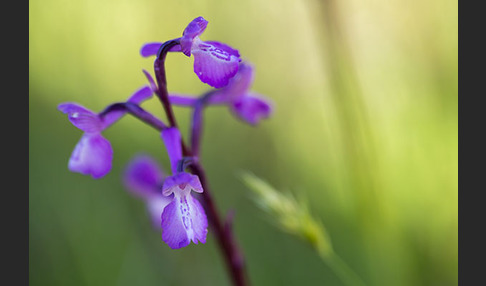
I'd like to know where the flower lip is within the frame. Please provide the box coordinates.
[205,41,240,59]
[191,39,241,88]
[160,171,207,249]
[161,192,208,249]
[68,133,113,179]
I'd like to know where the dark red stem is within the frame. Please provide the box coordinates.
[190,91,215,157]
[189,163,249,286]
[154,40,249,286]
[153,39,180,128]
[153,39,191,155]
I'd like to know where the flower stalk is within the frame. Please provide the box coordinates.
[58,16,272,286]
[189,162,249,286]
[153,39,181,128]
[155,40,250,286]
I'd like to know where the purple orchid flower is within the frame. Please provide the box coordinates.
[170,62,274,125]
[160,127,208,249]
[58,86,153,178]
[123,155,172,228]
[140,16,241,89]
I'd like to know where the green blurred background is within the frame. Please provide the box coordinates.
[29,0,457,285]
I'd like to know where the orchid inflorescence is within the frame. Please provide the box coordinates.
[58,16,272,285]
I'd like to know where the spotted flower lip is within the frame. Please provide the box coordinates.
[161,172,207,249]
[58,86,154,178]
[123,155,172,228]
[160,127,208,249]
[140,16,241,89]
[190,38,241,88]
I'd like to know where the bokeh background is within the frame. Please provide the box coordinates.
[29,0,457,285]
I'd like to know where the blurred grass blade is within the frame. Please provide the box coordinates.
[240,171,333,257]
[240,171,366,286]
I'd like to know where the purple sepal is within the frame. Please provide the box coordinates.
[102,86,154,127]
[161,185,207,249]
[140,42,162,57]
[169,94,198,106]
[161,128,183,174]
[181,16,208,56]
[140,42,181,57]
[192,40,241,88]
[68,133,113,179]
[162,172,203,196]
[231,93,274,126]
[123,155,165,198]
[58,103,103,133]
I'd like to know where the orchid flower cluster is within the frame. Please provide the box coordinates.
[57,16,272,277]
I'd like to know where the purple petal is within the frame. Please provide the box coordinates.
[161,193,208,249]
[161,128,183,174]
[192,40,241,88]
[58,103,103,133]
[68,133,113,179]
[123,155,165,198]
[162,173,203,196]
[140,42,162,57]
[102,86,153,128]
[231,93,274,125]
[181,17,208,56]
[188,175,203,193]
[146,194,172,229]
